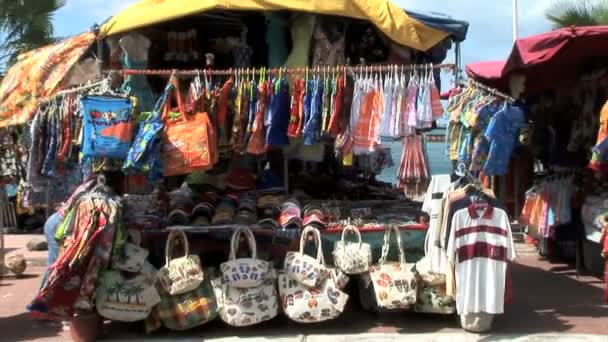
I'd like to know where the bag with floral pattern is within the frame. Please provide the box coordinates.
[332,225,372,275]
[157,230,204,295]
[360,226,419,311]
[220,227,271,288]
[278,226,349,323]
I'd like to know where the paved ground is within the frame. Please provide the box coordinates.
[1,235,607,341]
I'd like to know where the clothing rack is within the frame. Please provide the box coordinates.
[40,79,108,104]
[102,63,456,77]
[463,78,517,103]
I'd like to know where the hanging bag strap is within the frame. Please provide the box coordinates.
[162,75,188,123]
[165,230,190,266]
[379,224,406,265]
[300,225,326,266]
[340,224,363,248]
[229,226,257,260]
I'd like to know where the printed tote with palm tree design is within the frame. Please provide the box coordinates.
[96,270,161,322]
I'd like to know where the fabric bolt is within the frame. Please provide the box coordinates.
[446,204,516,315]
[267,78,291,147]
[483,105,525,176]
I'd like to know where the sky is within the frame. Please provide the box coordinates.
[52,0,557,73]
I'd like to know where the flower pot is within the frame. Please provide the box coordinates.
[70,311,101,342]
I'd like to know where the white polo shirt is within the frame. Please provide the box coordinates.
[447,203,516,315]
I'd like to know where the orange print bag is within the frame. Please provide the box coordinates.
[162,77,216,176]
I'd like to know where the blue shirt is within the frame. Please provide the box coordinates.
[483,105,525,176]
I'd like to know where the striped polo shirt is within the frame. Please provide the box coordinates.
[447,203,516,315]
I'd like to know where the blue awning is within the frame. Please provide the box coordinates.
[405,10,469,43]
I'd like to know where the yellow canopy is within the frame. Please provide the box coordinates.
[100,0,449,52]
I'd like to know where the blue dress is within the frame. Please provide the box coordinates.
[121,56,155,113]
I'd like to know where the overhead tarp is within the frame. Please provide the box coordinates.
[465,61,509,91]
[99,0,450,52]
[0,32,95,128]
[405,10,469,42]
[466,26,608,94]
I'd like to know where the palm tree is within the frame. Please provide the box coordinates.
[0,0,65,69]
[546,0,608,28]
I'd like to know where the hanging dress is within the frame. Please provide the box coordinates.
[121,56,155,113]
[284,14,316,68]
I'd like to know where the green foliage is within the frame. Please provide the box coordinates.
[0,0,65,70]
[546,0,608,28]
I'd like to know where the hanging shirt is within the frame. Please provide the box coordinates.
[422,174,452,273]
[446,204,516,315]
[380,76,394,137]
[483,105,525,176]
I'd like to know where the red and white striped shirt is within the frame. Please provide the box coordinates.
[447,203,516,315]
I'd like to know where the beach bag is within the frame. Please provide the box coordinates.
[360,226,419,311]
[162,77,215,176]
[212,273,279,327]
[278,227,349,323]
[150,277,218,331]
[332,225,372,275]
[413,256,455,314]
[80,95,134,159]
[220,227,272,288]
[123,83,170,178]
[96,270,161,322]
[283,226,330,288]
[157,230,204,295]
[113,230,149,273]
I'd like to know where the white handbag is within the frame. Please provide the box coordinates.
[283,226,330,288]
[279,226,349,323]
[157,230,204,295]
[96,270,161,322]
[362,226,418,310]
[220,227,271,288]
[113,230,149,273]
[212,272,279,327]
[332,225,372,274]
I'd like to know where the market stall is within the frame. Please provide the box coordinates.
[0,0,529,339]
[464,26,608,285]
